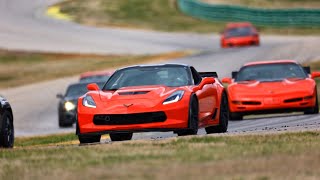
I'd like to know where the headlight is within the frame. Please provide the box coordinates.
[64,101,76,111]
[82,95,96,108]
[163,90,184,105]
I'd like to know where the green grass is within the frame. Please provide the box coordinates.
[0,50,187,88]
[15,133,78,147]
[59,0,320,35]
[2,131,320,179]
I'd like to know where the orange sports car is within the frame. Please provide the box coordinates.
[222,60,320,120]
[76,64,229,143]
[79,70,113,83]
[221,22,260,48]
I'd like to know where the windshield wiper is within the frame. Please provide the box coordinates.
[285,77,304,81]
[237,79,257,82]
[105,88,118,91]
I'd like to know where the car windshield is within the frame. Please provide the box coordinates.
[103,66,191,90]
[80,75,111,83]
[65,82,105,97]
[225,27,253,38]
[235,63,307,82]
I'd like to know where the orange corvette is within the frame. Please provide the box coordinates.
[80,70,113,83]
[222,60,320,120]
[76,64,229,143]
[221,22,260,48]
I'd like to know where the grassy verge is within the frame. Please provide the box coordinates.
[59,0,320,35]
[0,50,188,88]
[1,131,320,179]
[14,133,78,147]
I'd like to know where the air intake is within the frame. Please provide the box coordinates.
[118,91,149,95]
[93,111,167,125]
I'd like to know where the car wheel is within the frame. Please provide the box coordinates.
[304,90,319,114]
[205,92,229,134]
[229,112,243,121]
[78,134,101,144]
[177,96,199,136]
[109,133,133,141]
[0,111,14,148]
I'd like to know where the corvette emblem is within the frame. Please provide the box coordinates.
[104,116,111,122]
[123,104,133,108]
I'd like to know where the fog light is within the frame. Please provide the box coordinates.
[232,101,241,105]
[304,96,313,100]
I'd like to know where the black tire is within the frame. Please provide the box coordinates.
[177,96,199,136]
[229,112,243,121]
[78,134,101,144]
[0,111,14,148]
[205,92,229,134]
[109,133,133,141]
[304,90,319,114]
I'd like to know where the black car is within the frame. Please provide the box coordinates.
[0,96,14,148]
[57,82,105,127]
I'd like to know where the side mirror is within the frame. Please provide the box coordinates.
[222,77,232,84]
[231,71,238,79]
[203,77,215,84]
[87,83,100,91]
[56,93,64,99]
[196,77,215,91]
[311,72,320,79]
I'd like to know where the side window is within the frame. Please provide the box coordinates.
[190,67,202,85]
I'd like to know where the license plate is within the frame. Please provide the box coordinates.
[264,98,280,105]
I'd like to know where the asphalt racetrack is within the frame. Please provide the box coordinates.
[1,0,320,138]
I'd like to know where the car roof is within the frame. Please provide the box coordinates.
[80,70,113,78]
[116,63,191,71]
[226,22,253,29]
[244,60,298,67]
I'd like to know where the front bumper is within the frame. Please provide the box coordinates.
[229,95,316,114]
[77,103,189,134]
[60,110,76,124]
[222,37,259,47]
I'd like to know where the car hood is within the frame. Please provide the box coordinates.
[97,85,187,113]
[228,79,315,98]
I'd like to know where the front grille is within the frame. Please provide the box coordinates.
[284,97,303,103]
[242,101,261,105]
[93,111,167,125]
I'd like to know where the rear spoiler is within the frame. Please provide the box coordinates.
[303,66,311,74]
[199,72,218,78]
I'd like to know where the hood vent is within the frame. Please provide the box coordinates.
[118,91,150,95]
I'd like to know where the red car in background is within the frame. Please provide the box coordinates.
[80,70,113,83]
[221,22,260,48]
[76,64,229,143]
[222,60,320,120]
